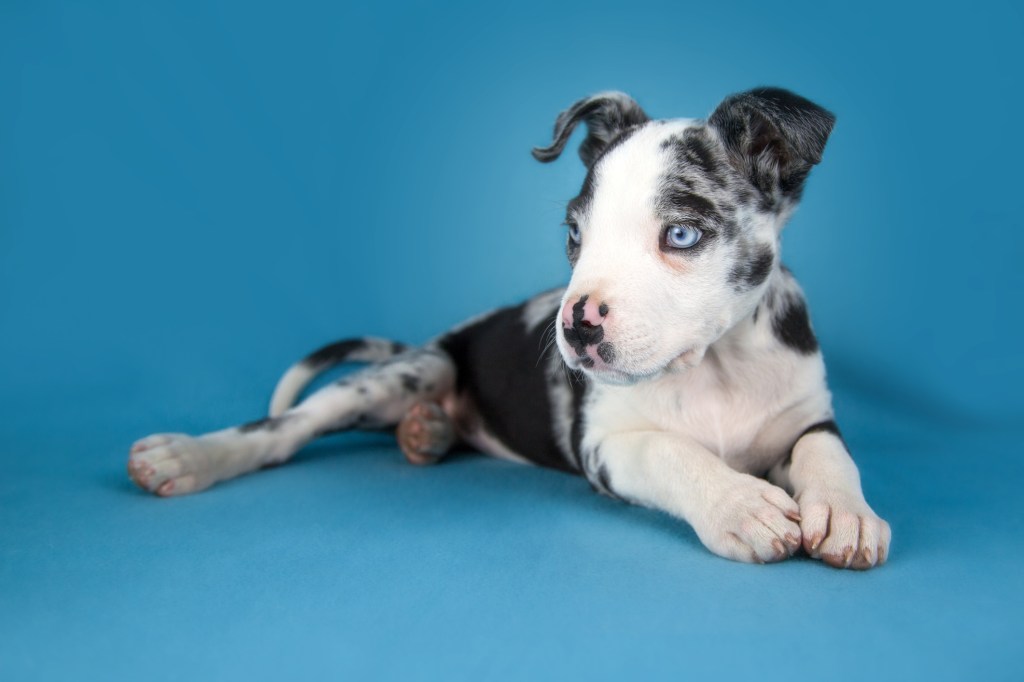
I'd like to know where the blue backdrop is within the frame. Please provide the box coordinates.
[2,1,1021,680]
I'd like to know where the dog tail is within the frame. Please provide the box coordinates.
[268,337,409,416]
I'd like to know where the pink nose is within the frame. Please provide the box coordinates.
[561,294,608,330]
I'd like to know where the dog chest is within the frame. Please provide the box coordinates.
[585,348,828,473]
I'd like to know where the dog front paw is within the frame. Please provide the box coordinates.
[797,488,891,569]
[695,475,803,564]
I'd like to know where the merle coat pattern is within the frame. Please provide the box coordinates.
[128,88,891,569]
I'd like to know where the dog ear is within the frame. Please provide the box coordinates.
[532,92,650,168]
[709,87,835,202]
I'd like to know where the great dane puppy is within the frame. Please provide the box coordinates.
[129,87,891,570]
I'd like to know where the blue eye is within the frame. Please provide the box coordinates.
[567,222,582,244]
[664,224,702,249]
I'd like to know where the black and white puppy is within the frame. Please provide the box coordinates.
[129,88,891,570]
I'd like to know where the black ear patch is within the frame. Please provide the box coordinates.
[709,87,835,205]
[533,92,650,168]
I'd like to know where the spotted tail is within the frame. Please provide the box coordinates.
[268,337,409,417]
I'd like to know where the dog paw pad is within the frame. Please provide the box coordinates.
[396,402,455,466]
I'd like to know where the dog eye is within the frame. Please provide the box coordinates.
[664,224,702,249]
[567,222,582,245]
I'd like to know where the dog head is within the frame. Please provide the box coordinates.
[534,88,835,384]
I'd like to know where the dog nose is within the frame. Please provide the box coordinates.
[561,295,608,337]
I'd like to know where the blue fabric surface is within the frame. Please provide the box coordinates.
[2,1,1022,680]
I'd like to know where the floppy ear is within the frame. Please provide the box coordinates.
[532,92,650,168]
[708,87,835,202]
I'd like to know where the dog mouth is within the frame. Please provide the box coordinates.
[558,337,709,385]
[561,349,695,386]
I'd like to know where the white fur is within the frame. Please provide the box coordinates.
[554,120,889,568]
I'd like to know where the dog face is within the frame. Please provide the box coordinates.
[534,89,835,384]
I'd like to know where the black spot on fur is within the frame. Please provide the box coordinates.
[238,416,288,433]
[597,303,608,317]
[302,337,407,372]
[771,295,818,354]
[568,371,588,466]
[436,294,576,472]
[729,243,775,290]
[800,420,846,448]
[596,342,615,363]
[656,179,735,242]
[305,339,367,367]
[662,191,720,221]
[662,128,725,186]
[400,373,420,393]
[778,418,847,471]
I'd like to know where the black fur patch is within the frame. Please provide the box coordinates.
[657,126,742,242]
[771,295,818,354]
[800,420,845,448]
[729,243,775,290]
[661,191,721,222]
[436,297,576,472]
[305,339,368,367]
[596,342,615,363]
[568,371,588,466]
[400,373,420,393]
[779,419,847,471]
[302,338,409,369]
[661,128,725,187]
[238,416,288,433]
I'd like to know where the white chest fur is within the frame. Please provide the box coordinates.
[581,316,834,474]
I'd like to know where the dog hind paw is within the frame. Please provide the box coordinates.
[396,402,455,466]
[128,433,218,497]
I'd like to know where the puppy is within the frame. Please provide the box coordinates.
[128,87,891,569]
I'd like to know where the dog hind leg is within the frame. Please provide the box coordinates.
[128,348,456,496]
